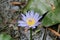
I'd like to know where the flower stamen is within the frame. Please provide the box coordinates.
[26,18,35,27]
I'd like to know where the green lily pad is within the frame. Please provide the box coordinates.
[42,6,60,27]
[0,34,13,40]
[23,0,52,14]
[23,0,60,27]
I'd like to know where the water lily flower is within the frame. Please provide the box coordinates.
[18,10,42,29]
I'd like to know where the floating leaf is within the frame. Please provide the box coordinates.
[0,34,13,40]
[23,0,60,27]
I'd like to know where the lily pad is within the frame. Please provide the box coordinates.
[0,34,13,40]
[23,0,60,27]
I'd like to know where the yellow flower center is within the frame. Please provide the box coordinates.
[26,18,35,27]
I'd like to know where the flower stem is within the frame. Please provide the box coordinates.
[30,28,32,40]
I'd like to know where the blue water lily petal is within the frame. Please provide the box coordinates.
[18,10,42,29]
